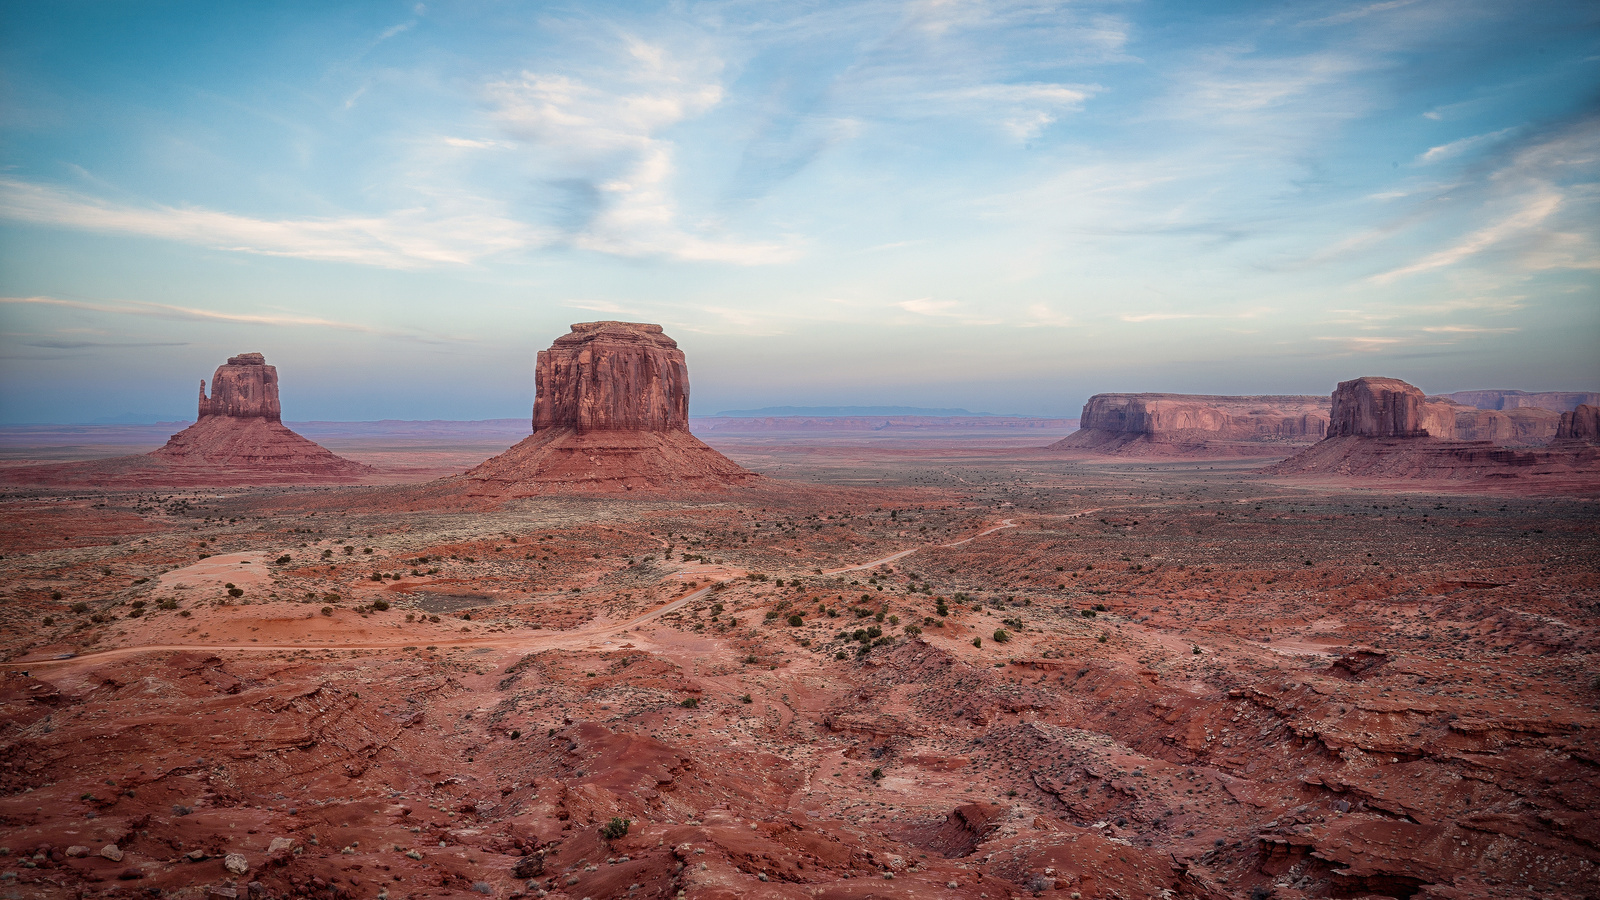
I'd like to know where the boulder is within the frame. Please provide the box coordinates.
[224,853,249,875]
[100,844,124,861]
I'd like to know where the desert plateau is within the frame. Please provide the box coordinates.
[2,322,1597,900]
[3,4,1598,899]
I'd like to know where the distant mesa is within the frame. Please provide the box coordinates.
[0,352,372,487]
[715,405,992,417]
[1269,376,1598,485]
[1441,389,1600,412]
[1046,393,1329,457]
[454,322,756,497]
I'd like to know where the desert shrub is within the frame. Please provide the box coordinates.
[1081,609,1097,618]
[321,606,334,616]
[599,817,631,841]
[740,694,752,703]
[1097,633,1108,643]
[227,587,244,598]
[870,767,884,780]
[972,637,982,648]
[509,730,521,740]
[372,599,389,611]
[275,555,291,565]
[680,697,699,708]
[70,602,88,613]
[51,591,62,601]
[992,629,1010,643]
[904,625,922,636]
[787,614,804,627]
[42,616,55,626]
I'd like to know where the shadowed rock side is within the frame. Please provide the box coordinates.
[0,353,372,487]
[1047,393,1328,457]
[452,322,755,498]
[1269,377,1599,487]
[1556,404,1600,443]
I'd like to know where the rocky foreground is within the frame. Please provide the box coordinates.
[1,449,1596,900]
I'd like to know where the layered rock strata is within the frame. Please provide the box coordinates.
[1,352,372,486]
[1048,393,1328,457]
[457,322,755,497]
[1270,377,1598,484]
[1442,389,1600,412]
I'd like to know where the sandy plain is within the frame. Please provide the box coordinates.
[0,427,1596,900]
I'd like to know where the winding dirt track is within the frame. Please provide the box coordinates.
[7,517,1030,669]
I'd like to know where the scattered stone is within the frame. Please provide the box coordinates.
[99,844,123,862]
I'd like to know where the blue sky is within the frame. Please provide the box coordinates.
[1,0,1596,422]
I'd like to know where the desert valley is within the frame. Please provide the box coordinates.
[0,323,1595,900]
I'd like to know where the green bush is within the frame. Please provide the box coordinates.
[992,629,1010,643]
[972,637,982,648]
[600,817,631,841]
[372,599,390,611]
[680,697,699,708]
[787,614,804,627]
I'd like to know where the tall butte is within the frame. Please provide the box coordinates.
[147,352,372,479]
[458,322,755,496]
[3,352,371,486]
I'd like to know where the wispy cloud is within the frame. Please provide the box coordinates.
[0,295,459,343]
[1119,312,1212,323]
[487,38,797,264]
[1373,189,1562,282]
[1414,127,1517,165]
[0,179,537,269]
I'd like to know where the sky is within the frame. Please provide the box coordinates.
[1,0,1596,423]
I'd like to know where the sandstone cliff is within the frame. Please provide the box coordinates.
[198,352,281,421]
[1048,393,1328,457]
[1556,404,1600,443]
[456,322,755,498]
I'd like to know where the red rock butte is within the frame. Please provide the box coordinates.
[1269,376,1598,487]
[0,352,372,487]
[456,322,755,497]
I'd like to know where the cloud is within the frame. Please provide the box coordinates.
[486,38,795,264]
[1120,312,1212,322]
[0,295,458,343]
[1373,189,1562,282]
[1303,0,1424,28]
[0,179,538,269]
[899,298,958,316]
[1415,127,1517,165]
[1420,324,1518,334]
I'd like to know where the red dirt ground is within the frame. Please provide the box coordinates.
[1,441,1596,900]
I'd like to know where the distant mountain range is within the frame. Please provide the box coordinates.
[711,405,997,417]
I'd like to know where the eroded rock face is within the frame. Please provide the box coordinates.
[199,353,281,422]
[455,322,755,497]
[1049,393,1328,456]
[533,322,688,433]
[1557,404,1600,443]
[1327,377,1448,438]
[1443,389,1600,412]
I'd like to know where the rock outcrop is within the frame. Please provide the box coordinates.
[1047,394,1328,457]
[1270,377,1599,485]
[198,352,281,421]
[454,322,755,497]
[1,352,372,487]
[1556,404,1600,443]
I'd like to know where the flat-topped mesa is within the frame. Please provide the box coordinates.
[1048,393,1329,456]
[532,322,688,433]
[1328,377,1451,438]
[198,352,281,422]
[1556,404,1600,443]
